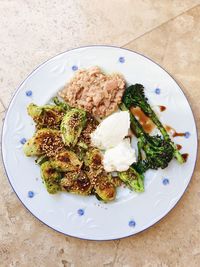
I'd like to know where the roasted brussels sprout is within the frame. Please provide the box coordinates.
[72,142,88,161]
[118,167,144,192]
[84,149,116,201]
[52,97,71,111]
[84,148,102,169]
[41,161,62,194]
[60,108,87,146]
[35,155,49,165]
[79,113,99,145]
[61,171,92,195]
[23,135,42,157]
[94,173,116,202]
[23,129,64,157]
[52,150,82,172]
[24,99,117,201]
[84,148,104,181]
[27,103,65,129]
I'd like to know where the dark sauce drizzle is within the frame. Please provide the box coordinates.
[182,153,189,162]
[131,107,155,133]
[176,144,182,150]
[159,105,166,112]
[165,125,185,137]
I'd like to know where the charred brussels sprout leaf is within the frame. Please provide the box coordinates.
[61,108,87,146]
[41,161,62,194]
[118,167,144,192]
[52,150,82,172]
[23,129,64,157]
[27,103,65,129]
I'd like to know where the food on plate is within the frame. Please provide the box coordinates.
[118,167,144,192]
[94,174,116,201]
[41,161,62,194]
[60,108,86,146]
[120,103,175,173]
[60,171,92,196]
[103,139,136,172]
[52,151,82,171]
[24,96,117,200]
[27,103,65,129]
[84,148,116,201]
[23,129,65,157]
[53,96,71,111]
[78,113,98,146]
[59,66,125,117]
[84,148,103,170]
[122,84,185,163]
[121,83,185,175]
[91,110,130,150]
[23,67,187,202]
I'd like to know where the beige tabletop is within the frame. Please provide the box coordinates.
[0,1,200,266]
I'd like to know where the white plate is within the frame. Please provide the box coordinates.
[2,46,197,240]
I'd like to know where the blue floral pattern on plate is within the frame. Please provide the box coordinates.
[155,88,161,94]
[129,220,136,227]
[20,138,27,145]
[26,90,32,97]
[119,57,125,63]
[162,178,169,185]
[72,65,78,71]
[77,209,84,216]
[184,132,190,139]
[28,191,34,198]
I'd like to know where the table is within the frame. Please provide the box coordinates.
[0,1,200,266]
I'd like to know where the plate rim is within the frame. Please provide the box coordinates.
[1,45,199,241]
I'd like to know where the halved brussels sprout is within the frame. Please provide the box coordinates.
[23,129,64,157]
[27,103,65,129]
[61,171,92,195]
[94,173,116,202]
[60,108,86,146]
[41,161,62,194]
[118,167,144,192]
[52,150,82,172]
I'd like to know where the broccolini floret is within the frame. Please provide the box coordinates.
[122,84,185,164]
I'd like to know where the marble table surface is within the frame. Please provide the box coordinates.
[0,1,200,266]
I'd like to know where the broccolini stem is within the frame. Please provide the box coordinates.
[119,103,144,137]
[142,105,170,141]
[137,140,143,162]
[173,146,185,164]
[139,103,185,163]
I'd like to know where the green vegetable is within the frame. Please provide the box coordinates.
[52,150,82,172]
[41,161,62,194]
[23,129,63,157]
[23,135,41,157]
[120,103,174,173]
[52,97,71,111]
[84,149,103,182]
[72,142,88,161]
[118,167,144,192]
[122,84,185,164]
[84,149,116,201]
[84,149,102,169]
[61,108,87,146]
[77,141,88,150]
[61,171,92,195]
[27,103,65,129]
[94,174,116,202]
[24,99,116,200]
[35,155,49,165]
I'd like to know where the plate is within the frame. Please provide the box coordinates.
[2,46,198,240]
